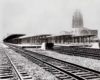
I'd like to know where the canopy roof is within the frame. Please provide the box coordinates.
[73,34,95,37]
[19,34,51,39]
[3,34,25,42]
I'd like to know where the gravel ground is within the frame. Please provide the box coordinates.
[0,47,16,80]
[5,48,58,80]
[26,48,100,72]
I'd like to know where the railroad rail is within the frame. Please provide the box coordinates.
[7,44,100,80]
[51,46,100,60]
[0,46,32,80]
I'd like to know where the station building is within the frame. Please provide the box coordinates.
[4,10,98,47]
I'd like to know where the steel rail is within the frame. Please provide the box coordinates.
[8,44,100,80]
[2,47,24,80]
[7,44,100,80]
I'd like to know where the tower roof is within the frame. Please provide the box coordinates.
[72,9,83,28]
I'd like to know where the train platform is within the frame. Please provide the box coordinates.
[55,42,100,49]
[5,42,100,50]
[6,43,41,48]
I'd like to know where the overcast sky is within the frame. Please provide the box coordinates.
[0,0,100,41]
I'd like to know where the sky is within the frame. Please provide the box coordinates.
[0,0,100,41]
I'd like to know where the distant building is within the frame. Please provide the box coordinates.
[72,10,83,28]
[71,10,98,38]
[3,9,99,47]
[90,30,98,38]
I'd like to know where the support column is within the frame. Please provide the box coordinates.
[78,37,79,43]
[83,37,84,43]
[76,37,77,43]
[85,37,86,43]
[74,37,75,43]
[85,37,87,43]
[89,36,90,43]
[74,37,76,43]
[80,37,81,43]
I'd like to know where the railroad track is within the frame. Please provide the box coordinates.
[0,46,32,80]
[7,44,100,80]
[51,46,100,59]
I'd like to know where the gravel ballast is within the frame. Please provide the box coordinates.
[5,48,58,80]
[26,48,100,72]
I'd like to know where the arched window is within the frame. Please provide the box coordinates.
[80,30,89,35]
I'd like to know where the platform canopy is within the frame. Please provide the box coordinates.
[72,34,96,37]
[3,34,25,42]
[19,34,51,39]
[49,34,72,37]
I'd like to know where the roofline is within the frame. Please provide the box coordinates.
[19,34,52,39]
